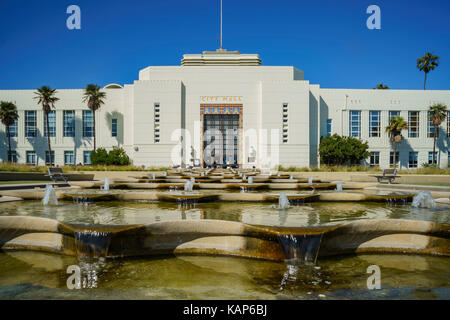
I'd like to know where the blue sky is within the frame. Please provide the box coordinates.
[0,0,449,90]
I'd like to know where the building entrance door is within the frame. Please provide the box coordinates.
[203,114,239,166]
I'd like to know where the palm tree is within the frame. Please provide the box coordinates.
[373,83,389,89]
[385,116,408,169]
[34,86,59,166]
[82,84,106,151]
[0,101,19,162]
[428,103,448,165]
[416,53,439,90]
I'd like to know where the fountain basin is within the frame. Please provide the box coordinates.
[156,193,219,203]
[62,193,117,202]
[0,217,448,259]
[297,183,337,190]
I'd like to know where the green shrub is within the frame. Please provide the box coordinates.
[106,147,131,165]
[90,148,109,165]
[319,134,371,166]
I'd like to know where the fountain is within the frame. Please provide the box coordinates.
[184,180,194,192]
[75,230,112,258]
[308,177,313,185]
[277,192,290,209]
[336,181,343,192]
[412,191,436,209]
[248,176,253,185]
[101,178,110,191]
[278,234,323,265]
[290,175,294,180]
[191,177,195,184]
[42,185,58,206]
[152,173,156,180]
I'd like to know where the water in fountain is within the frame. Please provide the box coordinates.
[248,176,253,184]
[336,181,343,192]
[278,192,290,209]
[277,172,281,177]
[243,174,247,181]
[152,173,156,180]
[184,180,194,192]
[412,191,436,209]
[101,178,110,191]
[164,171,167,177]
[290,175,294,180]
[308,177,313,185]
[191,177,195,183]
[278,234,322,265]
[42,184,58,206]
[75,230,112,258]
[201,172,205,177]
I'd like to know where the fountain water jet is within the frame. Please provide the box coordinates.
[308,177,313,185]
[336,181,343,192]
[184,180,194,192]
[42,185,58,206]
[412,191,436,209]
[277,192,290,209]
[101,178,110,191]
[248,176,253,185]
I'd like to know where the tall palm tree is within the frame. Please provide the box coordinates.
[373,83,389,89]
[385,116,408,169]
[0,101,19,162]
[34,86,59,166]
[428,103,448,165]
[82,84,106,151]
[416,52,439,90]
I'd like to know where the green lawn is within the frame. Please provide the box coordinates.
[0,181,50,185]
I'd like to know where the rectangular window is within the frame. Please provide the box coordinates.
[282,104,288,143]
[427,111,439,138]
[26,151,36,164]
[8,150,17,163]
[63,110,75,137]
[428,151,437,165]
[389,111,400,122]
[327,119,332,136]
[349,111,361,137]
[83,110,94,137]
[111,119,117,137]
[370,152,380,166]
[64,151,75,165]
[154,104,160,143]
[8,119,18,137]
[45,151,55,165]
[25,111,37,137]
[447,112,450,138]
[83,151,91,165]
[389,151,399,167]
[44,111,56,137]
[408,152,418,168]
[408,111,419,138]
[369,111,381,137]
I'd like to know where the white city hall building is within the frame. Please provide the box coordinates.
[1,49,449,169]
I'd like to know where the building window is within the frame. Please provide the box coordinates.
[64,151,75,165]
[63,110,75,137]
[427,111,439,138]
[8,151,17,163]
[8,119,18,137]
[25,110,37,137]
[408,111,419,138]
[370,152,379,166]
[26,151,36,164]
[282,104,288,143]
[83,151,91,165]
[447,112,450,138]
[45,151,55,165]
[408,152,418,168]
[83,110,94,137]
[349,110,361,137]
[112,119,117,137]
[389,151,399,167]
[327,119,332,136]
[154,104,160,143]
[43,111,56,137]
[389,111,400,122]
[428,151,437,165]
[369,111,381,137]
